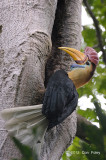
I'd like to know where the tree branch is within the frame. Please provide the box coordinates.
[83,0,106,64]
[76,114,94,143]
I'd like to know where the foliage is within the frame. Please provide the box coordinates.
[62,0,106,159]
[62,102,106,160]
[12,137,37,160]
[77,108,98,122]
[82,0,106,54]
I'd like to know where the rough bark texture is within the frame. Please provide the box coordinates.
[45,0,82,85]
[41,0,82,159]
[0,0,57,159]
[0,0,82,160]
[41,111,77,160]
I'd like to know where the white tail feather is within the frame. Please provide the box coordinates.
[1,105,42,120]
[1,104,48,153]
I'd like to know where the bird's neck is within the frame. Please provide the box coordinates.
[68,63,96,89]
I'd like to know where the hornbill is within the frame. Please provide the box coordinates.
[1,47,98,154]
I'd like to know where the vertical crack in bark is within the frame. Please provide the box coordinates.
[0,0,82,159]
[42,0,82,159]
[45,0,82,86]
[0,0,57,159]
[0,25,2,34]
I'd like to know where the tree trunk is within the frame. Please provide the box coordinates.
[41,0,82,159]
[0,0,82,160]
[0,1,57,159]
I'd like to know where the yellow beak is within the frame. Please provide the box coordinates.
[58,47,88,64]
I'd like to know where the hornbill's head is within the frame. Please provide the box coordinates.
[58,47,99,89]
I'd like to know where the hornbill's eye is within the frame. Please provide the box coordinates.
[86,61,90,65]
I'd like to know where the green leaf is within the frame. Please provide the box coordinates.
[77,108,98,122]
[82,27,97,47]
[12,137,35,160]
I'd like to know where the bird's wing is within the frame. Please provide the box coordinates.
[42,70,78,129]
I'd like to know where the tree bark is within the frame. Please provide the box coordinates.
[0,0,82,160]
[41,0,82,159]
[0,1,57,159]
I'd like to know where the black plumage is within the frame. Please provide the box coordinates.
[42,70,78,130]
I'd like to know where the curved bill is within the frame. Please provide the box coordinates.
[58,47,88,64]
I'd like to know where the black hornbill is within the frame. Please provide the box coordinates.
[42,46,99,129]
[1,47,99,152]
[42,69,78,129]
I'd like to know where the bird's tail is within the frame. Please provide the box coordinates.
[1,104,48,155]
